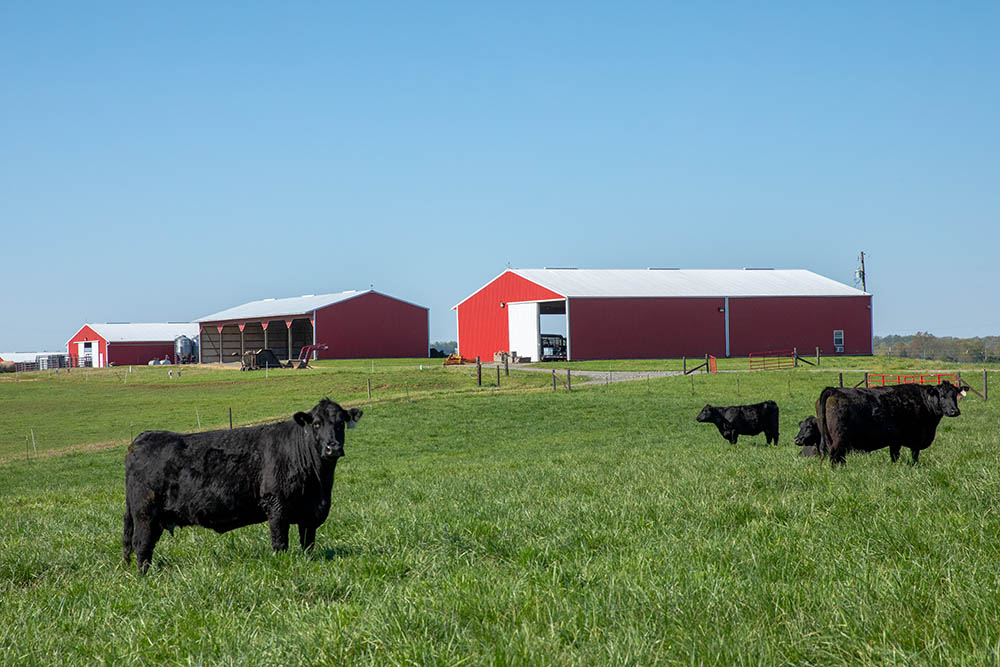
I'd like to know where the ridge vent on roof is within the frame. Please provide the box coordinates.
[300,294,315,298]
[262,298,276,301]
[647,267,679,270]
[743,267,774,270]
[542,267,577,270]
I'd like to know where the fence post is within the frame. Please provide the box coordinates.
[496,365,500,387]
[367,378,372,399]
[737,376,740,395]
[839,372,843,388]
[229,407,233,429]
[683,357,687,374]
[567,369,572,392]
[816,347,820,367]
[476,357,482,387]
[793,347,798,367]
[864,372,869,388]
[505,356,509,376]
[705,354,710,374]
[984,369,988,400]
[552,369,556,391]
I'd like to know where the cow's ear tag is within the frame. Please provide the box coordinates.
[961,390,968,397]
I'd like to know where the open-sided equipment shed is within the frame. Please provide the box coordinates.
[195,289,428,363]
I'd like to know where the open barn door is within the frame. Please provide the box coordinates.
[507,302,541,362]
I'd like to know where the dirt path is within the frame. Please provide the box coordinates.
[509,364,682,386]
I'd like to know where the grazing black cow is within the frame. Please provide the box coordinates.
[696,401,780,445]
[794,415,822,457]
[123,398,362,574]
[817,381,967,466]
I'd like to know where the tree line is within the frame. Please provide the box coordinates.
[874,333,1000,363]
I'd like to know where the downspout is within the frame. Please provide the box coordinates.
[724,297,730,358]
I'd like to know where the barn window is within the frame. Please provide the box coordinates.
[833,329,845,351]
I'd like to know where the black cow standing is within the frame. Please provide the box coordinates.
[793,415,822,457]
[123,398,362,574]
[817,381,966,466]
[696,401,779,446]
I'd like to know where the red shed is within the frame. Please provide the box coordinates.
[454,268,872,361]
[66,323,200,367]
[195,289,428,363]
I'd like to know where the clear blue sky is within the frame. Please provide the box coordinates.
[2,2,997,352]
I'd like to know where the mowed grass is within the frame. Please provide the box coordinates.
[0,359,551,459]
[2,366,1000,663]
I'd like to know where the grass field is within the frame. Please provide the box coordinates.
[2,360,1000,663]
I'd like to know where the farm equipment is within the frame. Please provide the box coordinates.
[236,349,285,371]
[444,354,467,366]
[294,344,328,369]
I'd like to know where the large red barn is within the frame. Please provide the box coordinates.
[195,290,428,362]
[454,268,872,361]
[66,323,200,367]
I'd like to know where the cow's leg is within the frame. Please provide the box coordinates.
[298,524,317,551]
[133,519,163,575]
[910,448,920,465]
[123,510,135,565]
[268,514,290,551]
[889,444,901,463]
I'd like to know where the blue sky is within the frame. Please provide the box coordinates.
[2,2,997,352]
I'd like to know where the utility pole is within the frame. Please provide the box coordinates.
[857,251,867,292]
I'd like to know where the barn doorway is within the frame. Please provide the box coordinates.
[507,299,567,362]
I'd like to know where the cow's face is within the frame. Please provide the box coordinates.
[695,405,714,423]
[294,398,363,459]
[793,416,820,447]
[934,381,967,418]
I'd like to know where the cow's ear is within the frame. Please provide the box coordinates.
[347,408,363,429]
[293,412,313,426]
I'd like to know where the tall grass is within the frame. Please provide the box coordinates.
[2,367,999,663]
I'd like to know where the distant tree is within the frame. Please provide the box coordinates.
[429,340,457,355]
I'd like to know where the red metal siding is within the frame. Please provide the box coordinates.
[67,325,108,367]
[107,342,175,366]
[314,292,428,359]
[568,297,727,360]
[456,271,564,361]
[728,296,872,356]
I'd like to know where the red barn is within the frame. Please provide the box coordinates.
[454,268,872,361]
[195,290,428,363]
[66,323,200,367]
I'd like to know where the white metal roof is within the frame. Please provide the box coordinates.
[0,351,65,363]
[195,290,366,323]
[73,323,200,343]
[456,269,867,306]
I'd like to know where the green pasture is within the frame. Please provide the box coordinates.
[2,361,1000,664]
[0,359,550,460]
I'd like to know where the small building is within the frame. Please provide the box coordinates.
[66,323,200,367]
[454,268,872,361]
[194,289,429,363]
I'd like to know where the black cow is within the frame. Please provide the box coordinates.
[696,401,779,445]
[123,398,362,574]
[817,381,967,466]
[794,415,822,457]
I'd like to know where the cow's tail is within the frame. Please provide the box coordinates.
[123,499,134,566]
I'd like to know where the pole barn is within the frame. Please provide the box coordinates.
[454,268,873,362]
[195,290,428,363]
[66,323,200,367]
